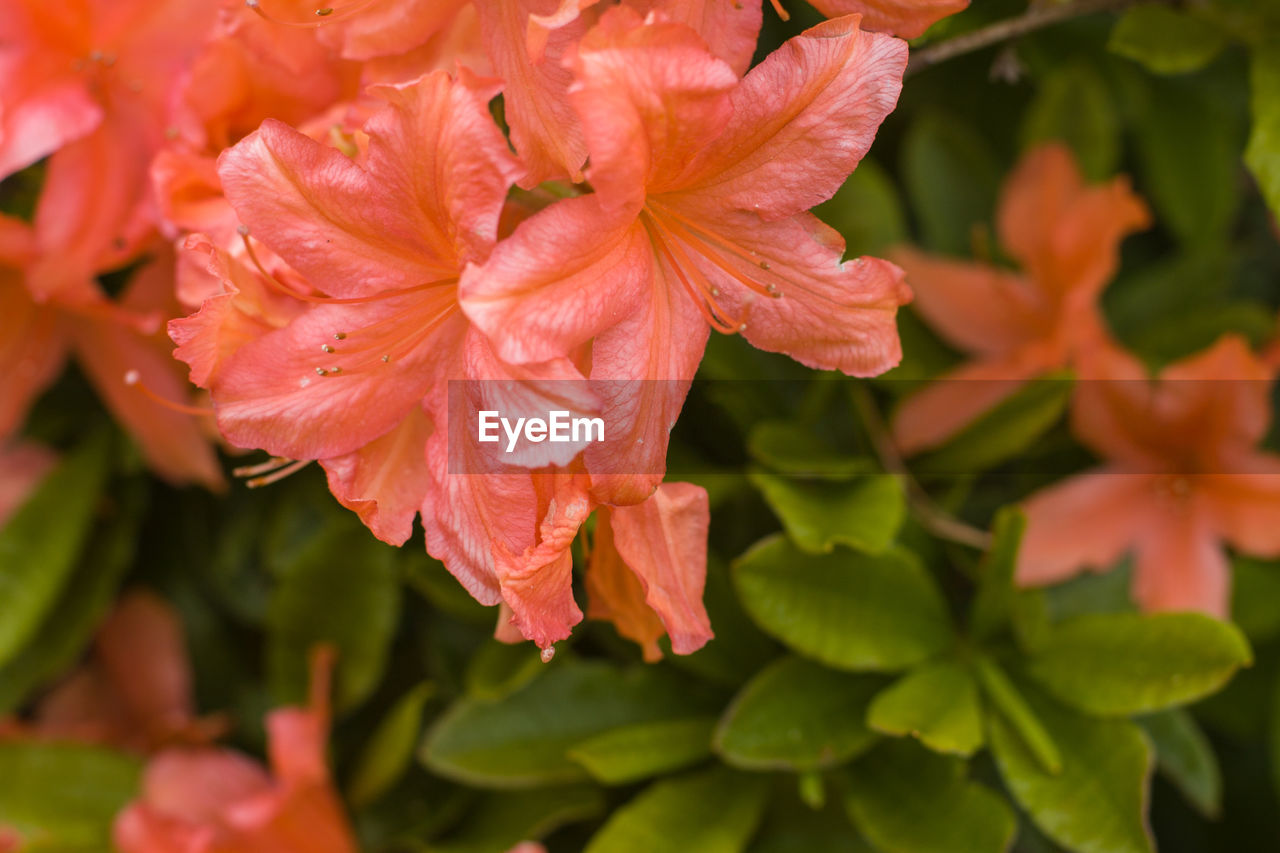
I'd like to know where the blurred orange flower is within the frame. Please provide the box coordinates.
[1017,336,1280,617]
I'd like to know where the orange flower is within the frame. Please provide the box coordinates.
[1017,336,1280,618]
[1,591,221,752]
[891,144,1150,455]
[113,649,357,853]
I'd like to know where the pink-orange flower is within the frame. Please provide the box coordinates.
[0,216,221,487]
[462,9,911,505]
[1017,336,1280,618]
[0,0,216,298]
[113,649,357,853]
[1,591,222,752]
[891,143,1151,455]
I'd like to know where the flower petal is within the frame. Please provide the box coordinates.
[1203,455,1280,557]
[607,482,712,655]
[806,0,969,39]
[320,404,433,547]
[678,15,906,219]
[1018,470,1152,587]
[626,0,763,76]
[460,196,652,365]
[1132,509,1230,618]
[889,246,1042,357]
[587,507,667,661]
[892,356,1041,456]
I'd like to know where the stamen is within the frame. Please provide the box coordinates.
[768,0,790,21]
[316,7,334,15]
[233,456,293,478]
[244,458,312,488]
[647,203,781,300]
[321,344,335,353]
[641,214,744,334]
[123,370,215,417]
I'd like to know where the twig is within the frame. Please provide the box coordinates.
[906,0,1154,76]
[851,383,992,550]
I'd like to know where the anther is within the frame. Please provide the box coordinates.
[381,354,390,363]
[316,367,328,376]
[334,332,347,340]
[316,7,334,15]
[321,344,335,353]
[328,366,342,374]
[759,261,771,270]
[766,283,780,297]
[237,224,250,236]
[709,286,720,297]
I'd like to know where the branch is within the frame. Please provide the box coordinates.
[906,0,1149,76]
[851,383,993,551]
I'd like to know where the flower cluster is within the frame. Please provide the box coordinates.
[892,143,1280,618]
[0,0,945,657]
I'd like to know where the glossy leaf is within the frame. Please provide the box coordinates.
[715,656,882,771]
[749,470,905,555]
[267,524,400,713]
[348,682,435,808]
[969,507,1027,643]
[0,742,140,848]
[845,740,1015,853]
[1138,709,1222,818]
[431,785,605,853]
[584,767,768,853]
[569,717,716,785]
[1109,5,1228,74]
[867,659,984,757]
[422,662,721,788]
[1025,612,1252,716]
[990,683,1154,853]
[1246,41,1280,218]
[0,432,110,667]
[733,536,952,672]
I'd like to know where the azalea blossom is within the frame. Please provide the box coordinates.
[891,143,1151,455]
[0,591,222,752]
[0,215,221,487]
[1017,336,1280,618]
[461,8,911,505]
[113,649,358,853]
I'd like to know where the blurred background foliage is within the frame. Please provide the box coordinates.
[3,1,1280,851]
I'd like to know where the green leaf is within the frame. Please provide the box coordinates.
[1130,72,1245,248]
[815,158,908,257]
[903,110,1001,255]
[845,740,1015,853]
[1138,709,1222,818]
[1109,5,1228,75]
[751,800,872,853]
[267,524,400,713]
[989,683,1155,853]
[1025,612,1252,715]
[1230,556,1280,642]
[0,479,144,714]
[0,432,110,667]
[974,656,1061,774]
[1021,62,1120,180]
[747,422,873,478]
[867,659,984,757]
[715,656,882,771]
[968,508,1027,643]
[733,536,952,672]
[0,742,140,848]
[465,640,546,701]
[1247,41,1280,219]
[569,717,716,784]
[348,682,435,809]
[584,767,769,853]
[748,471,905,555]
[429,785,605,853]
[910,373,1072,474]
[422,661,721,788]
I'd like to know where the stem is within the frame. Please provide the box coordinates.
[851,383,992,550]
[906,0,1151,76]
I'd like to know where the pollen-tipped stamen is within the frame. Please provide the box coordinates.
[245,0,381,28]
